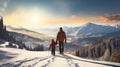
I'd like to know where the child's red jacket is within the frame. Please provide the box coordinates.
[49,41,56,49]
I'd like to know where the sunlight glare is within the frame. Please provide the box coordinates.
[30,15,41,24]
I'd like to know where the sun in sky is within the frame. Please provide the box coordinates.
[30,15,40,24]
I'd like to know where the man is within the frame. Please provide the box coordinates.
[56,27,66,54]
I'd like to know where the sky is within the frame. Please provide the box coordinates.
[0,0,120,29]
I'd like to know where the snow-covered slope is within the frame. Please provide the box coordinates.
[0,47,120,67]
[7,26,52,40]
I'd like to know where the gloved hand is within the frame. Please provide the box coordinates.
[56,45,59,47]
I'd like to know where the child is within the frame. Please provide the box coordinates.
[49,39,56,56]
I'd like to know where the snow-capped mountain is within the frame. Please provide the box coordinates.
[39,22,120,36]
[8,22,118,37]
[64,22,120,36]
[75,22,120,36]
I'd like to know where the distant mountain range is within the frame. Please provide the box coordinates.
[38,22,120,36]
[7,26,52,41]
[7,22,120,36]
[64,22,120,36]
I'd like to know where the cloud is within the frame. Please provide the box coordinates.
[3,0,8,8]
[90,14,120,25]
[102,14,120,22]
[0,0,9,13]
[4,6,120,28]
[4,8,90,28]
[53,0,70,15]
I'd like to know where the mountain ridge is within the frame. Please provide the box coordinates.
[7,22,120,36]
[37,22,120,36]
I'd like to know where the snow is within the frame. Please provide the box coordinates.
[0,42,9,47]
[0,47,120,67]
